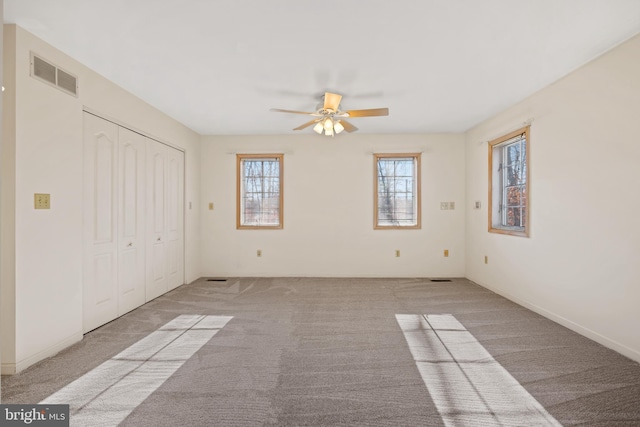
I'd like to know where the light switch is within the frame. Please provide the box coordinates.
[208,202,214,210]
[34,193,50,209]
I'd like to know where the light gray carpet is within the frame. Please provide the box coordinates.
[2,277,640,426]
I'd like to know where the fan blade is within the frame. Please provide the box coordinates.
[339,120,358,133]
[270,108,315,115]
[345,108,389,117]
[323,92,342,111]
[293,119,321,131]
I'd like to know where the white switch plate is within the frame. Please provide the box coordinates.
[440,202,449,210]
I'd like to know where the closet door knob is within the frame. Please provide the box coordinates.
[157,237,161,242]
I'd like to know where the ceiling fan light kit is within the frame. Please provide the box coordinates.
[271,92,389,136]
[313,117,344,136]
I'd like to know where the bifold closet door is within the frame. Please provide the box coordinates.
[116,127,147,315]
[146,140,185,300]
[83,113,119,332]
[167,148,185,290]
[84,113,185,331]
[83,113,146,333]
[146,140,168,300]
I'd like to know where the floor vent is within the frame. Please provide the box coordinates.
[31,52,78,97]
[430,279,452,282]
[206,278,228,282]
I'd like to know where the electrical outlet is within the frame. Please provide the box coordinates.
[208,202,214,210]
[395,250,400,257]
[474,201,481,209]
[34,193,50,209]
[444,249,449,257]
[257,250,262,257]
[449,202,455,210]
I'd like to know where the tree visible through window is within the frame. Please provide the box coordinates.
[237,154,283,229]
[374,153,421,229]
[489,126,529,236]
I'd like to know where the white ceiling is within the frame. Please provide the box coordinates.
[5,1,640,135]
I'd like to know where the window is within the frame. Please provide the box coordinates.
[237,154,283,229]
[489,126,530,237]
[374,153,421,229]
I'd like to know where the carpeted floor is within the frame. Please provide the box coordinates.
[2,277,639,426]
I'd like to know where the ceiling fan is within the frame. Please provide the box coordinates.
[270,92,389,136]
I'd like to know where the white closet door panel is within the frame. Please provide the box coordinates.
[83,113,119,332]
[152,153,166,233]
[94,138,115,242]
[117,127,146,315]
[119,249,136,295]
[152,243,166,280]
[167,148,184,290]
[146,140,168,301]
[94,254,115,304]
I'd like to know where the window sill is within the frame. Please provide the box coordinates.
[375,225,421,230]
[488,226,528,237]
[237,225,283,230]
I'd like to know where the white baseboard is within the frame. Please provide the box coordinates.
[1,331,83,375]
[471,279,640,364]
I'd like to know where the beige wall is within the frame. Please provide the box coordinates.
[0,0,5,397]
[465,33,640,362]
[1,24,17,375]
[1,25,201,373]
[200,133,466,278]
[3,23,639,374]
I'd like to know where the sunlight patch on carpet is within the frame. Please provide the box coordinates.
[396,314,560,426]
[41,315,232,426]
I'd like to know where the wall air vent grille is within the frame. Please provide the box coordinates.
[30,52,78,97]
[33,55,56,85]
[56,69,78,95]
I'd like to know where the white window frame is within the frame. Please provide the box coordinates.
[488,126,530,237]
